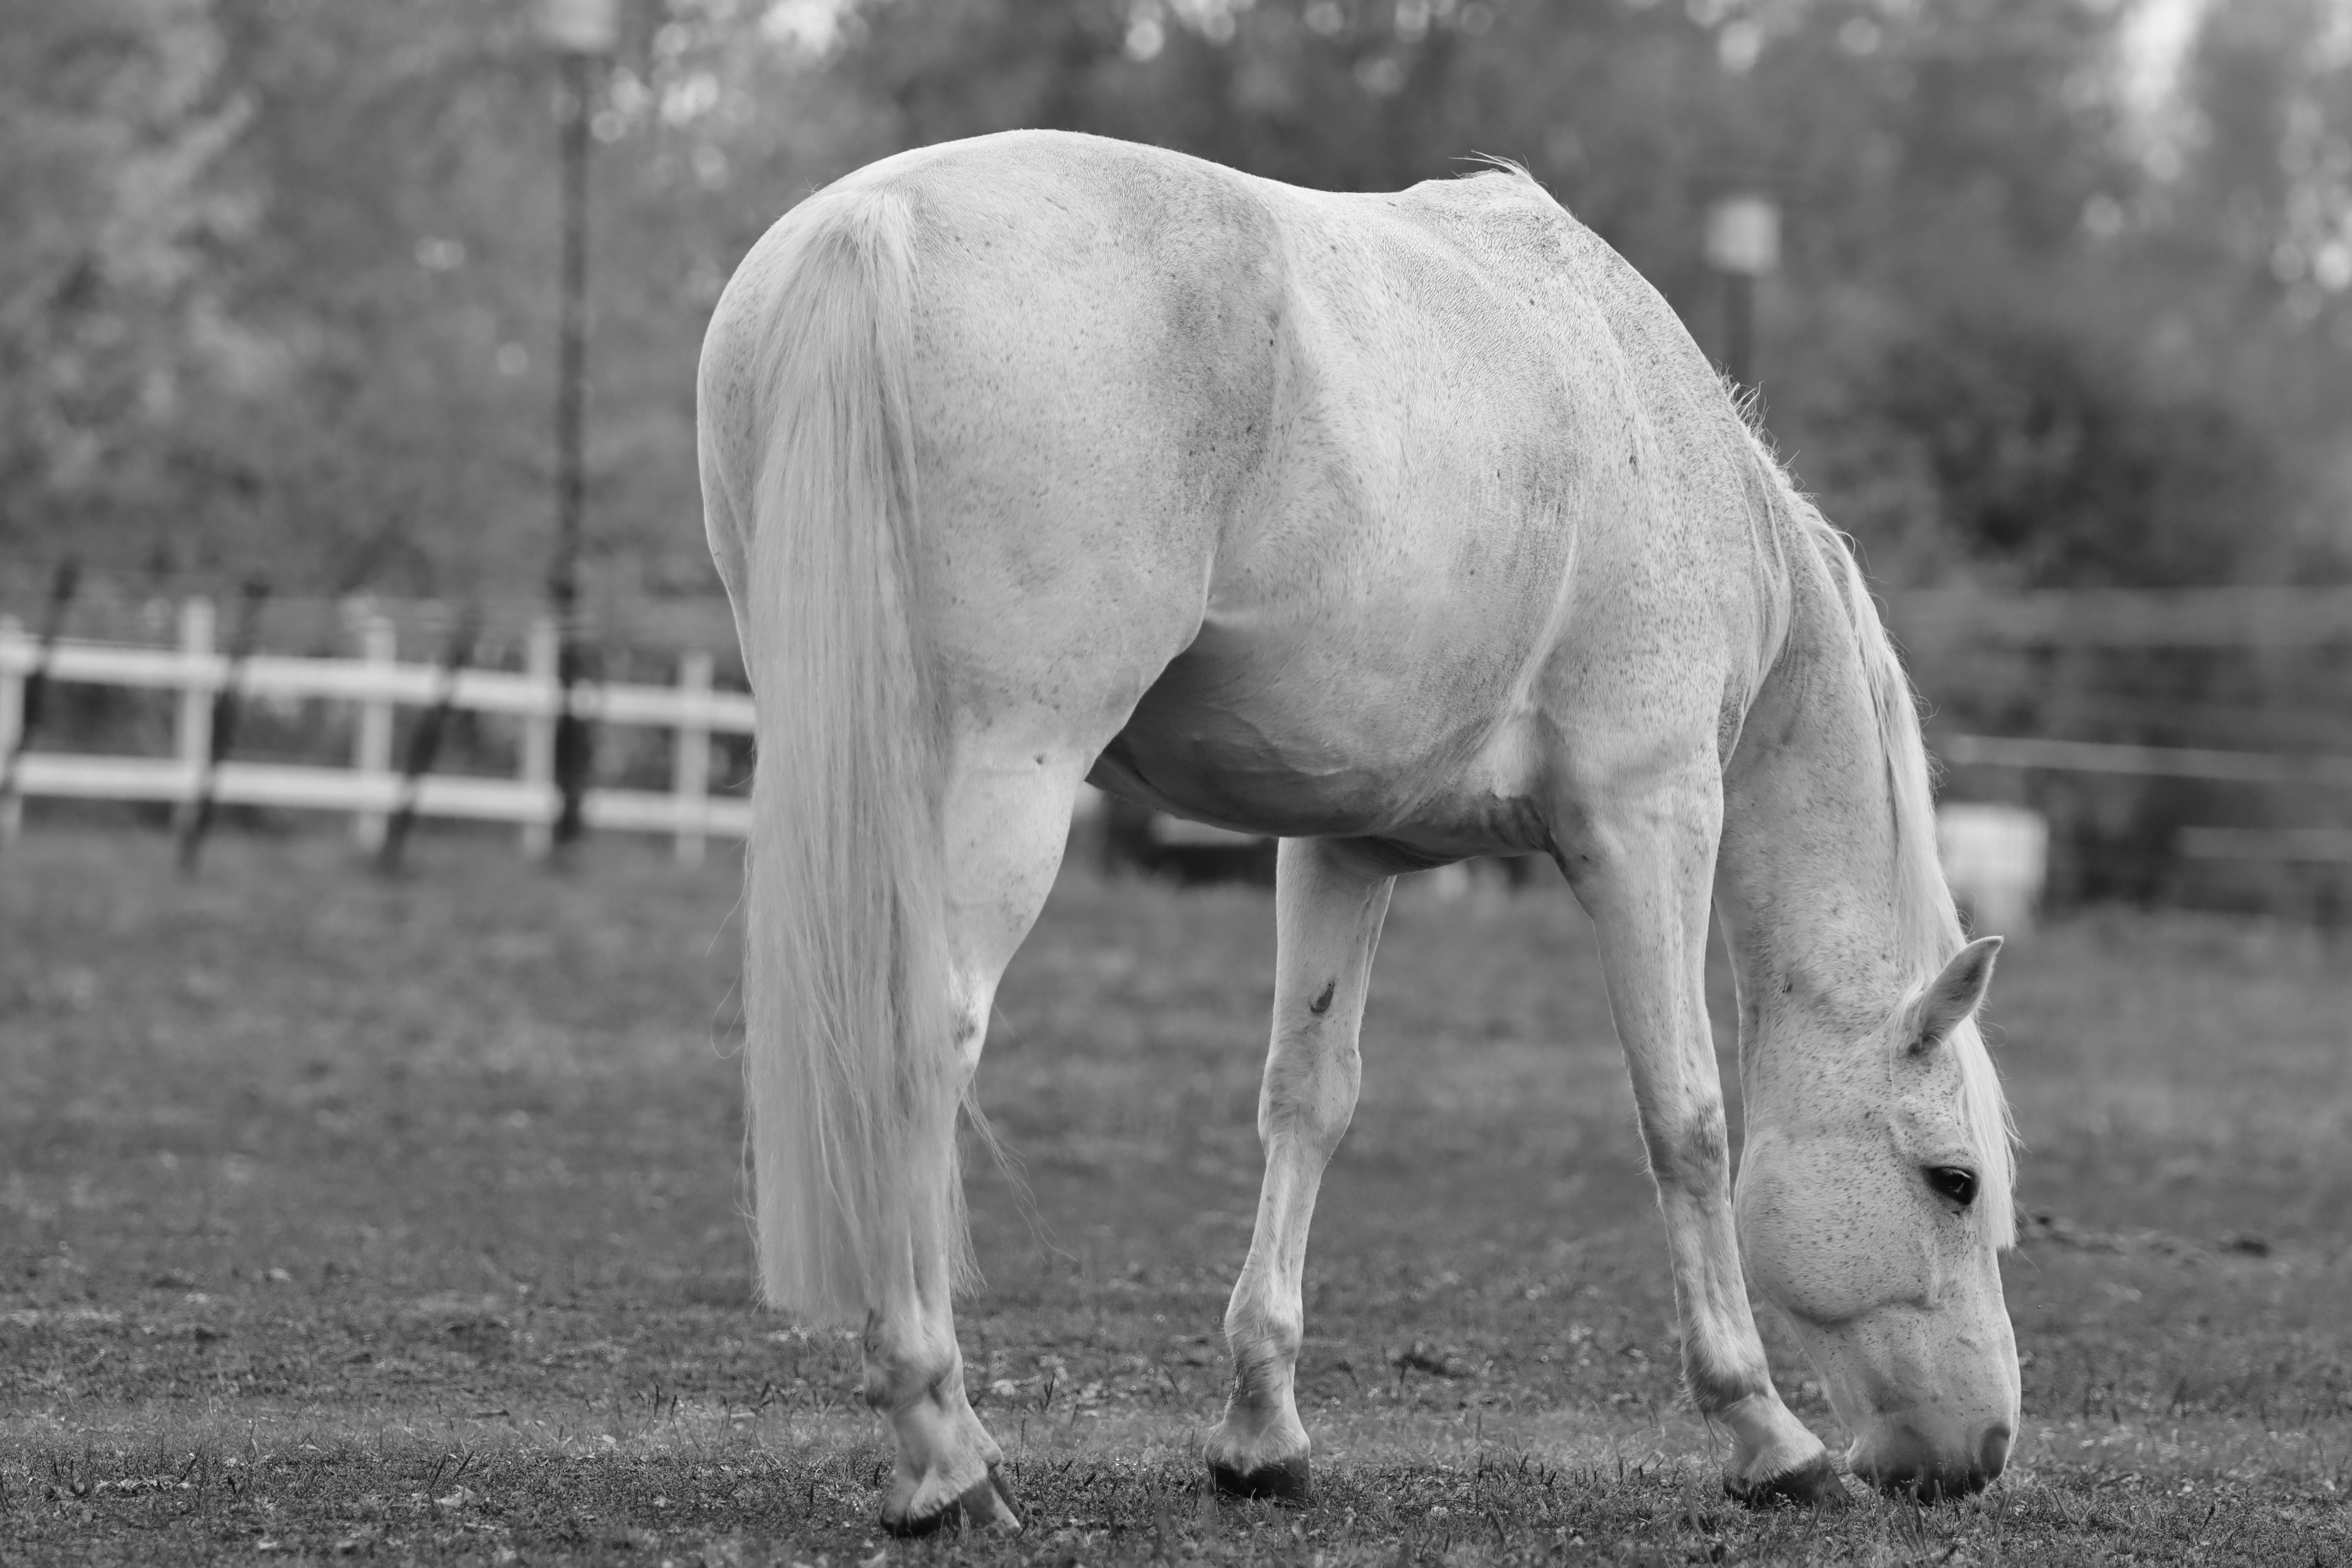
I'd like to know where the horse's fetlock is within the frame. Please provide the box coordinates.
[1687,1358,1772,1419]
[862,1367,896,1412]
[1226,1310,1303,1364]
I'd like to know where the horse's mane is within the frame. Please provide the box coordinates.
[1744,431,2020,1248]
[1459,152,1536,182]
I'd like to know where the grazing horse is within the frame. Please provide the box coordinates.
[696,130,2019,1534]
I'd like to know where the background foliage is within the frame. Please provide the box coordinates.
[5,0,2350,599]
[6,0,2352,903]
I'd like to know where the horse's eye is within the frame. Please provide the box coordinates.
[1925,1166,1978,1208]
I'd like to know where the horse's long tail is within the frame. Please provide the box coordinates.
[738,187,967,1324]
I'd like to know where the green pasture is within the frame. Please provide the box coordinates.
[1,829,2347,1564]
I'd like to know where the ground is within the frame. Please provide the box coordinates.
[1,827,2348,1566]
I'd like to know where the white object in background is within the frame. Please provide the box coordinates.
[1704,194,1781,277]
[1423,862,1474,902]
[520,617,560,858]
[0,615,23,841]
[1937,802,2049,936]
[351,613,397,851]
[670,651,715,869]
[172,598,215,837]
[539,0,620,53]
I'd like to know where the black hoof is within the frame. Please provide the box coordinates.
[1728,1453,1852,1511]
[883,1503,954,1540]
[965,1464,1024,1532]
[882,1465,1024,1537]
[1867,1471,1988,1505]
[1209,1454,1311,1503]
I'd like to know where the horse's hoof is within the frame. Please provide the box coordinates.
[1727,1453,1852,1511]
[882,1500,948,1539]
[1208,1454,1310,1503]
[962,1465,1024,1533]
[880,1495,957,1540]
[881,1466,1023,1537]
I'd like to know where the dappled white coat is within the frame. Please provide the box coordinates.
[697,129,2019,1530]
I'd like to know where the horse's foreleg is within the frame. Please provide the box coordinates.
[866,747,1088,1537]
[1207,837,1395,1501]
[1560,769,1847,1509]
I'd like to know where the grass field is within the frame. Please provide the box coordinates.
[3,827,2349,1565]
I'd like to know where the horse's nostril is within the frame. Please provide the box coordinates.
[1853,1432,1924,1492]
[1856,1425,2006,1502]
[1979,1424,2013,1480]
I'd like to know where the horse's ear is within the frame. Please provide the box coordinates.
[1910,935,2002,1054]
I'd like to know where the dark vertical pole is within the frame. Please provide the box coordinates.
[550,46,593,852]
[377,606,479,877]
[0,558,81,831]
[177,575,270,876]
[1705,190,1776,401]
[1722,268,1756,395]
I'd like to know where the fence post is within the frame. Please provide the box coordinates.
[172,598,216,836]
[671,651,713,868]
[352,613,397,851]
[378,608,478,877]
[520,617,558,858]
[0,616,24,842]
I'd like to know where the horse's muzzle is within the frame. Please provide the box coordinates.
[1849,1419,2012,1501]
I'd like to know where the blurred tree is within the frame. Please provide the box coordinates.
[1,0,880,600]
[2158,0,2352,569]
[7,0,2352,908]
[0,0,256,577]
[2,0,2346,614]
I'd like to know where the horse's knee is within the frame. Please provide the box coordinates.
[1641,1105,1731,1196]
[1256,1036,1360,1151]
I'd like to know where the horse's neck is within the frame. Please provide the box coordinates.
[1715,550,1912,1042]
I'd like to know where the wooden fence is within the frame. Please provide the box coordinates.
[1888,585,2352,648]
[0,600,752,864]
[1891,585,2352,872]
[9,584,2352,872]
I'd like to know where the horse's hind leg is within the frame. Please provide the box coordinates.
[1207,838,1396,1500]
[867,741,1089,1536]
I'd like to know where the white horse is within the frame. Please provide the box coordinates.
[697,129,2019,1534]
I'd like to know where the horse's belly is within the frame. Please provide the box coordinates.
[1092,604,1555,853]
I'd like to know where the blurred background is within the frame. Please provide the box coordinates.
[4,0,2352,913]
[7,12,2352,1558]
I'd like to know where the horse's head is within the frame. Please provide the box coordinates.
[1735,935,2020,1500]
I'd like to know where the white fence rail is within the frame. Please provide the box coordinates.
[11,592,2351,872]
[1937,732,2352,788]
[0,600,752,863]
